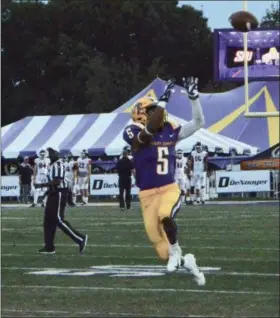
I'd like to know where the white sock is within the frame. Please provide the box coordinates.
[191,194,196,201]
[73,195,76,204]
[84,196,88,204]
[82,196,85,203]
[34,191,39,204]
[43,196,47,205]
[169,241,180,254]
[201,189,205,201]
[186,196,190,201]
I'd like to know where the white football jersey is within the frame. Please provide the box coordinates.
[191,150,207,174]
[175,157,187,177]
[65,160,76,181]
[34,157,50,176]
[77,157,91,177]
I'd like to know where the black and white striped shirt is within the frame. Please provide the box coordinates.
[47,159,67,190]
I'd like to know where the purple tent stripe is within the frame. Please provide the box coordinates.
[22,116,66,152]
[59,114,99,151]
[2,117,33,150]
[88,113,129,156]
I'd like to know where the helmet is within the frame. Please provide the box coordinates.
[131,96,166,126]
[176,149,183,159]
[64,153,73,162]
[39,149,47,159]
[80,149,87,158]
[195,142,202,153]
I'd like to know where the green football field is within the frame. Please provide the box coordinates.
[1,203,279,317]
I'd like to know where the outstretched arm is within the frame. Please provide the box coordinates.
[178,77,205,141]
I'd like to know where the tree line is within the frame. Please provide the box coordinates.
[2,0,278,126]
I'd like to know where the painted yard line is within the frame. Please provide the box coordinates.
[2,284,277,295]
[2,254,279,263]
[2,230,278,242]
[2,310,277,318]
[2,227,279,236]
[2,243,279,251]
[2,265,279,277]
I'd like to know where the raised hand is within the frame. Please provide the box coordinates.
[183,77,199,100]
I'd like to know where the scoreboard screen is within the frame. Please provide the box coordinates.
[214,29,280,82]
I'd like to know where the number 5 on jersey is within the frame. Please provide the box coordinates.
[157,147,168,175]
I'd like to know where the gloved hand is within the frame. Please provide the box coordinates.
[183,77,199,100]
[158,79,175,103]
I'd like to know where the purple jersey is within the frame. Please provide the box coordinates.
[123,121,181,190]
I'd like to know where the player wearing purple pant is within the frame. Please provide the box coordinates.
[123,77,206,286]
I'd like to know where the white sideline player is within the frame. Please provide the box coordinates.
[76,150,91,205]
[185,156,193,204]
[175,149,187,203]
[64,153,77,206]
[31,149,50,208]
[190,142,208,204]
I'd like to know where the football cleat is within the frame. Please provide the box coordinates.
[183,253,206,286]
[38,247,56,255]
[79,235,88,253]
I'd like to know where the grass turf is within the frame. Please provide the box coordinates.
[1,203,279,317]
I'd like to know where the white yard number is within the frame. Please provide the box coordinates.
[157,147,169,175]
[126,128,134,139]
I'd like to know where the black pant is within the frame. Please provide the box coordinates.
[119,178,131,209]
[44,190,84,250]
[21,184,31,204]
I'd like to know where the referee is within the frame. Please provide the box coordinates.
[116,150,134,211]
[34,147,88,254]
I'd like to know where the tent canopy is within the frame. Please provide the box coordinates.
[115,78,279,150]
[1,113,258,159]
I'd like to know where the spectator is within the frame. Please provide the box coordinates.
[18,156,33,204]
[116,150,134,211]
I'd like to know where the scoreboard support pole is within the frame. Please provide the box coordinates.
[243,0,250,117]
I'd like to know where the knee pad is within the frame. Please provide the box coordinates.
[190,186,195,194]
[154,240,169,261]
[180,190,185,196]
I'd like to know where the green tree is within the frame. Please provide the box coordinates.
[2,0,213,126]
[261,2,280,28]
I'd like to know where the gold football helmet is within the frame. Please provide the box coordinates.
[131,96,167,126]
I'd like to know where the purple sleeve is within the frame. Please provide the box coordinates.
[123,124,142,146]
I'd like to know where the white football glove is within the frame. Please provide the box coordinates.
[183,77,199,100]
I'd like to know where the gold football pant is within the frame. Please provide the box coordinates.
[139,183,181,261]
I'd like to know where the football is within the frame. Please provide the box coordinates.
[229,11,259,32]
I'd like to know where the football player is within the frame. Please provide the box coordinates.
[175,149,187,203]
[123,77,205,286]
[31,149,50,208]
[64,153,77,206]
[190,142,208,204]
[185,156,193,205]
[77,150,91,205]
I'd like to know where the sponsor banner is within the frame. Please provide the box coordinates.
[216,170,271,193]
[90,174,139,196]
[240,158,280,170]
[1,176,20,197]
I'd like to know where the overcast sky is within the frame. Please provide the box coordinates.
[178,1,278,30]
